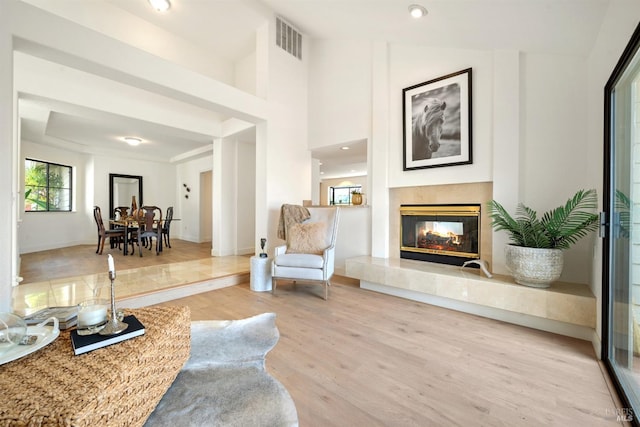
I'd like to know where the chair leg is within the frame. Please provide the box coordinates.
[99,236,106,255]
[96,237,101,254]
[271,278,276,295]
[324,280,329,300]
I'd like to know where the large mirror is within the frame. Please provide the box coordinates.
[109,174,143,218]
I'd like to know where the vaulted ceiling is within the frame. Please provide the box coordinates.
[18,0,610,177]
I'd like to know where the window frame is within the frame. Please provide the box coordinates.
[24,158,73,213]
[329,185,362,206]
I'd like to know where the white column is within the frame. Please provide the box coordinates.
[0,1,15,311]
[370,41,390,258]
[491,50,521,274]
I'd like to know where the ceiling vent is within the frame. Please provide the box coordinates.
[276,16,302,60]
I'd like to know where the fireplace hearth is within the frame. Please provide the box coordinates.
[400,204,480,266]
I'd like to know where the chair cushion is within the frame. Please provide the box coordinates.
[275,253,325,269]
[286,222,327,255]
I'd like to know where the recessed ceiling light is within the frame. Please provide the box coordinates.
[149,0,171,12]
[341,146,350,150]
[408,4,428,18]
[123,137,142,146]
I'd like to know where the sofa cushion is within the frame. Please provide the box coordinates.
[286,222,327,255]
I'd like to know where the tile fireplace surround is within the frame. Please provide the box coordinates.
[347,182,596,344]
[345,256,595,341]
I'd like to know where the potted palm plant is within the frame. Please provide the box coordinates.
[487,189,599,287]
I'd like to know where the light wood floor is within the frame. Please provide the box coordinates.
[18,245,625,425]
[156,279,624,427]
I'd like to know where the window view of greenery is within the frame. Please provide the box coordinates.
[329,185,362,205]
[24,159,72,212]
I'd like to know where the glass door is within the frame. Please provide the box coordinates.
[603,22,640,424]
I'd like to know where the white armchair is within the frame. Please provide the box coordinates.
[272,207,340,300]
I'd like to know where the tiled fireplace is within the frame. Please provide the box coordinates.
[389,182,493,269]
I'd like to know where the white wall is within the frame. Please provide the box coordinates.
[308,40,372,149]
[334,207,371,276]
[255,23,311,256]
[236,140,256,254]
[388,45,494,188]
[1,0,17,309]
[21,0,236,85]
[520,52,593,284]
[176,155,213,243]
[235,52,257,96]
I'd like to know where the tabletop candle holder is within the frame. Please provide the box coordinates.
[100,255,128,335]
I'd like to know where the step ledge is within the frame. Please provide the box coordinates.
[345,256,595,336]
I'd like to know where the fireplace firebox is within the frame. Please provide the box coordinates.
[400,204,480,266]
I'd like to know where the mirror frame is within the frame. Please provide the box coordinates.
[109,173,143,218]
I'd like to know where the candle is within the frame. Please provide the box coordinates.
[78,304,107,328]
[108,254,115,276]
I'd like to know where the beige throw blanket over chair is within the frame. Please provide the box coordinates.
[272,206,340,300]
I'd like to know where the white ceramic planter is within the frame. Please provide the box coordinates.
[505,245,564,288]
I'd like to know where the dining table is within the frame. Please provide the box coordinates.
[109,217,163,256]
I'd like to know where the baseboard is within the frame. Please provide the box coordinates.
[20,240,92,254]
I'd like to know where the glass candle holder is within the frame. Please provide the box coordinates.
[77,299,109,335]
[0,312,27,355]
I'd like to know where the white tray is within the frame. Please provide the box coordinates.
[0,318,60,365]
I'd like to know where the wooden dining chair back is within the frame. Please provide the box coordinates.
[162,206,174,248]
[93,206,126,255]
[137,205,162,256]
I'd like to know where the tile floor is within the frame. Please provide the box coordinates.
[12,256,251,316]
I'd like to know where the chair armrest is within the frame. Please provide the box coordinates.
[322,245,336,279]
[274,245,287,256]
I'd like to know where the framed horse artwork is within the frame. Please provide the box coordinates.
[402,68,472,171]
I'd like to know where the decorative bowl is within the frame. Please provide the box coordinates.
[0,312,27,355]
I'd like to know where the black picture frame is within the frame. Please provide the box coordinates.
[402,68,472,171]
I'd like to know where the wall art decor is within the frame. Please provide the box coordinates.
[403,68,472,170]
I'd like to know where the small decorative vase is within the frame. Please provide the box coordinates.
[352,193,363,205]
[505,245,563,288]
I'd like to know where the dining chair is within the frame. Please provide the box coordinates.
[93,206,127,255]
[162,206,174,248]
[137,206,162,256]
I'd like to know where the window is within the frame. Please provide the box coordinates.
[24,159,72,212]
[329,185,362,205]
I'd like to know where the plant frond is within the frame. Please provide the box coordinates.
[488,189,599,250]
[487,200,526,246]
